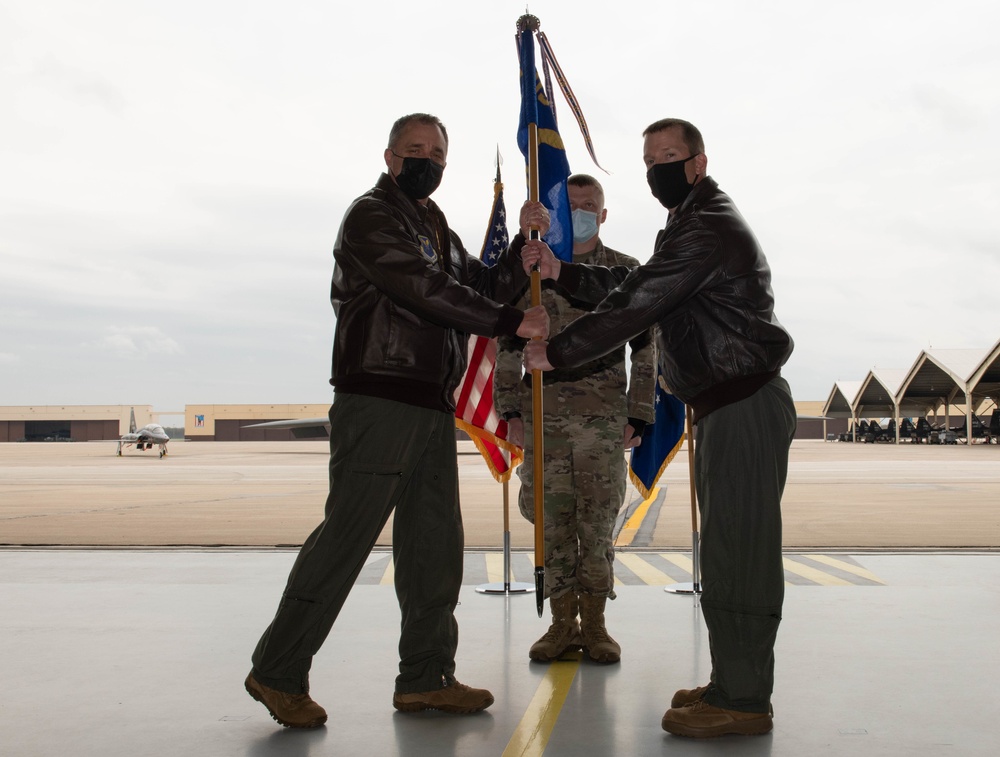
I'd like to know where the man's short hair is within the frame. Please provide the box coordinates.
[642,118,705,156]
[387,113,449,150]
[567,173,604,205]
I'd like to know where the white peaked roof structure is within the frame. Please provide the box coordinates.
[970,338,1000,400]
[822,380,862,418]
[854,369,909,418]
[823,337,1000,443]
[898,342,999,410]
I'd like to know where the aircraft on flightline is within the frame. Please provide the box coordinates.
[117,408,170,458]
[242,418,329,438]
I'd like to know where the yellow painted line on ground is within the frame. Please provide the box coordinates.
[380,557,394,586]
[659,552,694,575]
[661,553,798,586]
[503,653,581,757]
[485,552,506,584]
[615,488,659,547]
[616,552,672,585]
[782,557,852,586]
[805,554,885,584]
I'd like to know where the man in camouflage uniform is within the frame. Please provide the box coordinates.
[494,174,656,664]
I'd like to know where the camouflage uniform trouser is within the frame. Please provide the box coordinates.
[518,411,626,600]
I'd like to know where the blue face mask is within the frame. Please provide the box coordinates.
[571,208,599,243]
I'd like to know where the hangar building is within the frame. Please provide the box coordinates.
[0,405,156,443]
[183,404,329,441]
[0,402,842,443]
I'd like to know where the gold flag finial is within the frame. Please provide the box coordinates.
[516,13,540,33]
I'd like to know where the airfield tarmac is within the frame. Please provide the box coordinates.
[1,439,998,549]
[3,440,1000,756]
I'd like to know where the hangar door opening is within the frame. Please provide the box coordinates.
[24,420,72,441]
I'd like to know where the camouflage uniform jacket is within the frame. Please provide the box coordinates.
[494,240,656,424]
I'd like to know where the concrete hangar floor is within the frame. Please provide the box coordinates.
[2,440,999,756]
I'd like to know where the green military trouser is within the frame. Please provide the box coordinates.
[696,377,796,714]
[251,394,464,695]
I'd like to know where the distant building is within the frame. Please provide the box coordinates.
[184,404,330,441]
[0,405,155,442]
[0,402,846,442]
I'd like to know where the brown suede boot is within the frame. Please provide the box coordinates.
[671,684,773,716]
[578,593,621,664]
[529,592,582,662]
[245,673,327,728]
[662,700,773,738]
[393,679,494,714]
[671,684,710,708]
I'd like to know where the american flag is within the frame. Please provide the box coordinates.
[453,167,524,482]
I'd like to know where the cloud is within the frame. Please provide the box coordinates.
[2,0,998,411]
[29,54,128,115]
[85,327,182,358]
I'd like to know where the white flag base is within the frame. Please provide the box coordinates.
[475,531,536,596]
[665,529,701,595]
[476,581,535,595]
[664,582,702,595]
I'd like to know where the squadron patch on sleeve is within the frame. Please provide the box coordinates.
[418,235,438,264]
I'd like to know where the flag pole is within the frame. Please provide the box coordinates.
[517,12,546,618]
[476,456,534,595]
[462,151,531,597]
[665,405,702,595]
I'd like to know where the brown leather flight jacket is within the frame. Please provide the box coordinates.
[329,174,528,413]
[546,177,794,422]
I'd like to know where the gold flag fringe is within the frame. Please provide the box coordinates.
[454,418,524,484]
[627,430,686,501]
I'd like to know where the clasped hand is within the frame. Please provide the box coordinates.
[523,339,553,371]
[516,306,549,340]
[520,240,561,280]
[519,201,550,239]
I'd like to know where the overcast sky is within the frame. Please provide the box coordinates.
[3,0,999,422]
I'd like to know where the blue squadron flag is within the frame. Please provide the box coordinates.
[517,29,572,262]
[629,367,687,500]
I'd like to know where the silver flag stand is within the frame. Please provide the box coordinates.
[477,477,534,595]
[666,406,702,595]
[665,529,701,595]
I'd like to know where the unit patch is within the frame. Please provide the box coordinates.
[418,235,437,263]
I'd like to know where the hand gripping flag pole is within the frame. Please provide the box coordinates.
[517,12,546,617]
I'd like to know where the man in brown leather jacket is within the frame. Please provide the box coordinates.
[246,113,551,728]
[523,118,796,738]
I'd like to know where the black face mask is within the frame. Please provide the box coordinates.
[393,155,444,200]
[646,154,699,209]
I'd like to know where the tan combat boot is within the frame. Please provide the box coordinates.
[662,700,773,738]
[393,679,494,714]
[245,673,327,728]
[529,592,582,661]
[671,684,710,708]
[578,593,621,664]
